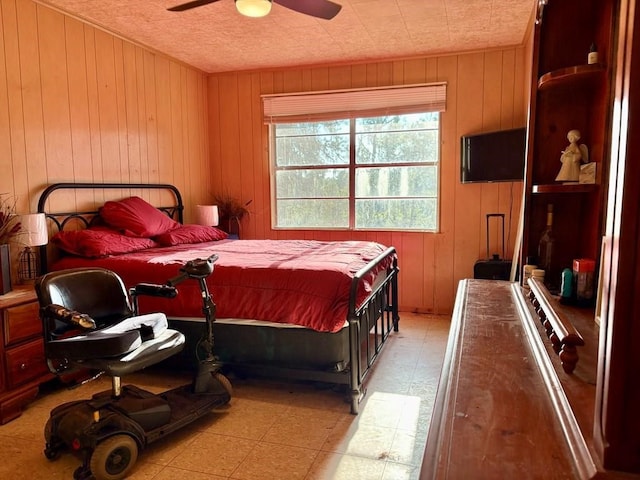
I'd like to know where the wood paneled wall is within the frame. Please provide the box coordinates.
[0,0,210,218]
[0,0,531,314]
[207,50,530,314]
[0,0,210,281]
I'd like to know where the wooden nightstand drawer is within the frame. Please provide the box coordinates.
[5,339,48,388]
[4,301,41,346]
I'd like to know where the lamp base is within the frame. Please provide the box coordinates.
[18,246,39,284]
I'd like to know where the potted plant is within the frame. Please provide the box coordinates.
[213,192,252,236]
[0,195,21,294]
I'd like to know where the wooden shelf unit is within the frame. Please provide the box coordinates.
[519,0,640,474]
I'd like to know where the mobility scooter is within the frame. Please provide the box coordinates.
[35,254,231,480]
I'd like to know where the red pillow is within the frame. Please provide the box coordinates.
[52,229,158,258]
[99,196,179,237]
[153,225,228,246]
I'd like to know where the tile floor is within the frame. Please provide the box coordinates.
[0,312,450,480]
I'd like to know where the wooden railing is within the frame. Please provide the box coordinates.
[527,277,585,374]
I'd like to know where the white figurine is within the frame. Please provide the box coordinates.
[556,129,589,182]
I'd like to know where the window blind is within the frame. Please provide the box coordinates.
[262,82,446,124]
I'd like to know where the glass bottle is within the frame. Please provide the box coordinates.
[588,43,599,64]
[538,204,556,289]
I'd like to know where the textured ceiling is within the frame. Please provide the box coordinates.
[35,0,536,74]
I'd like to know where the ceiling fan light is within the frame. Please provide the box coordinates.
[235,0,272,18]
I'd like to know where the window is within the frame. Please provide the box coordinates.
[264,83,445,232]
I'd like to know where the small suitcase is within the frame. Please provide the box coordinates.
[473,213,512,280]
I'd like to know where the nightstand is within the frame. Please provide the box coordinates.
[0,286,50,423]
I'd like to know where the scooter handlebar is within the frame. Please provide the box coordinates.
[167,254,219,286]
[167,271,190,287]
[132,283,178,298]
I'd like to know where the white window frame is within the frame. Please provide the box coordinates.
[263,83,446,232]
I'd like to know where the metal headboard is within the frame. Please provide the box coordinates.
[37,182,184,273]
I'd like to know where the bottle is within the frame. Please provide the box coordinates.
[560,268,574,304]
[522,256,538,291]
[538,204,556,289]
[588,43,599,64]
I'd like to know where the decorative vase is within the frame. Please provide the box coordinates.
[0,243,11,295]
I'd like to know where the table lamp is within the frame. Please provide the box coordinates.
[17,213,48,282]
[194,205,219,227]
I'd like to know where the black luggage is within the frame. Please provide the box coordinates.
[473,213,512,280]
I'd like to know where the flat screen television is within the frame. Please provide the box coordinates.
[460,127,527,183]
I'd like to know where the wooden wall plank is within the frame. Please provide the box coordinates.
[434,55,458,314]
[64,15,93,210]
[1,0,23,206]
[453,53,485,286]
[38,5,74,211]
[17,0,47,208]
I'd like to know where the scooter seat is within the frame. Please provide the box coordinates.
[77,329,185,378]
[45,312,171,361]
[46,329,142,361]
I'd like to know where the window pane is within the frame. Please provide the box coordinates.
[276,169,349,198]
[276,120,349,137]
[355,166,438,197]
[355,116,439,165]
[356,198,438,230]
[275,121,349,167]
[277,199,349,228]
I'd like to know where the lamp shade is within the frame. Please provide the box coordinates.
[18,213,48,247]
[235,0,272,18]
[195,205,219,227]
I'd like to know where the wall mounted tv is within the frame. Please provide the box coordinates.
[460,127,527,183]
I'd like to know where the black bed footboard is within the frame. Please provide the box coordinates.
[347,246,400,413]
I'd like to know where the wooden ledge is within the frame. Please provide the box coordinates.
[527,277,585,373]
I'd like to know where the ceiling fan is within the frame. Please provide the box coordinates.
[167,0,342,20]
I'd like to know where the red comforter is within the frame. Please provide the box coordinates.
[51,239,392,333]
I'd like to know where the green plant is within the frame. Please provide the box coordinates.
[0,195,21,244]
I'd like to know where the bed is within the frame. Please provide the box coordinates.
[37,182,400,413]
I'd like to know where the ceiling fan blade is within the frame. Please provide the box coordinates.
[167,0,221,12]
[275,0,342,20]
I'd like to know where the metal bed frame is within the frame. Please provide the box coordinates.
[37,182,400,413]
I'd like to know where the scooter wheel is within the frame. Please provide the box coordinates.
[44,446,60,461]
[89,434,138,480]
[214,372,233,396]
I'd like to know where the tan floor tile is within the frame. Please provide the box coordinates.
[141,421,201,466]
[305,451,385,480]
[261,411,341,450]
[151,464,228,479]
[168,431,256,476]
[388,428,427,466]
[357,392,405,429]
[231,442,317,480]
[203,400,280,440]
[0,434,78,479]
[126,460,167,479]
[0,404,50,441]
[321,421,396,459]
